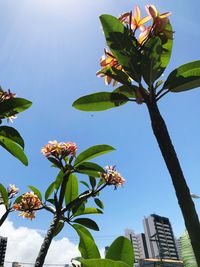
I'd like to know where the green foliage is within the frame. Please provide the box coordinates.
[106,236,134,266]
[75,236,134,267]
[141,22,173,86]
[0,126,24,148]
[73,218,99,231]
[76,162,104,177]
[0,136,28,166]
[45,182,55,201]
[65,174,78,206]
[28,185,43,201]
[73,92,129,111]
[164,60,200,92]
[100,14,140,82]
[73,207,103,217]
[181,230,197,267]
[73,224,101,259]
[97,66,131,86]
[0,98,32,118]
[94,198,104,209]
[53,221,65,237]
[74,144,115,167]
[113,85,137,98]
[0,183,8,207]
[79,259,131,267]
[55,170,64,189]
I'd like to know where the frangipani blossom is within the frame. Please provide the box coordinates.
[101,165,125,188]
[145,4,171,32]
[7,184,19,198]
[96,49,122,85]
[13,192,42,220]
[119,6,151,31]
[41,140,77,159]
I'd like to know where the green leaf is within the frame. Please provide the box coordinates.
[141,22,173,86]
[73,207,103,217]
[97,178,105,188]
[47,198,55,205]
[141,37,163,85]
[0,98,32,118]
[72,202,86,216]
[55,170,64,189]
[94,198,104,209]
[74,144,115,167]
[73,92,129,112]
[79,259,131,267]
[73,224,101,259]
[80,181,90,189]
[45,182,55,201]
[28,185,42,201]
[100,14,140,82]
[89,177,96,189]
[76,162,105,177]
[113,85,137,98]
[181,230,197,267]
[0,126,24,148]
[47,157,62,169]
[0,184,8,207]
[164,60,200,92]
[106,236,134,266]
[73,218,99,231]
[13,195,22,204]
[0,136,28,166]
[65,174,78,206]
[97,66,131,86]
[53,221,65,237]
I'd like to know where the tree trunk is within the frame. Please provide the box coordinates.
[146,100,200,266]
[0,209,9,227]
[34,215,60,267]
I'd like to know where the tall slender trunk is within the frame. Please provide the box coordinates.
[146,100,200,266]
[34,214,60,267]
[0,210,9,227]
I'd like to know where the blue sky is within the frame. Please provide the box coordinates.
[0,0,200,258]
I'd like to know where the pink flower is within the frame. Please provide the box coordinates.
[41,140,77,159]
[101,166,125,188]
[119,6,151,31]
[13,192,42,220]
[145,5,171,33]
[96,49,122,86]
[7,184,19,198]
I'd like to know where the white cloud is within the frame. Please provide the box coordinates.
[0,207,79,265]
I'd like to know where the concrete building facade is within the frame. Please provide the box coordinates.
[125,229,149,262]
[143,214,179,260]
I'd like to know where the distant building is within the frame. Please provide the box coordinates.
[104,246,109,256]
[125,229,149,262]
[143,214,179,260]
[0,236,7,266]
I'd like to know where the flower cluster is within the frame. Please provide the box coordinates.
[96,49,122,85]
[7,184,19,198]
[97,5,171,85]
[0,87,16,102]
[119,5,171,44]
[101,166,125,188]
[13,192,42,220]
[41,140,77,159]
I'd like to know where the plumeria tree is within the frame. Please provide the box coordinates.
[12,140,125,266]
[73,4,200,265]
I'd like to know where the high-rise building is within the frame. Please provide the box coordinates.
[0,236,7,266]
[143,214,179,260]
[125,229,149,262]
